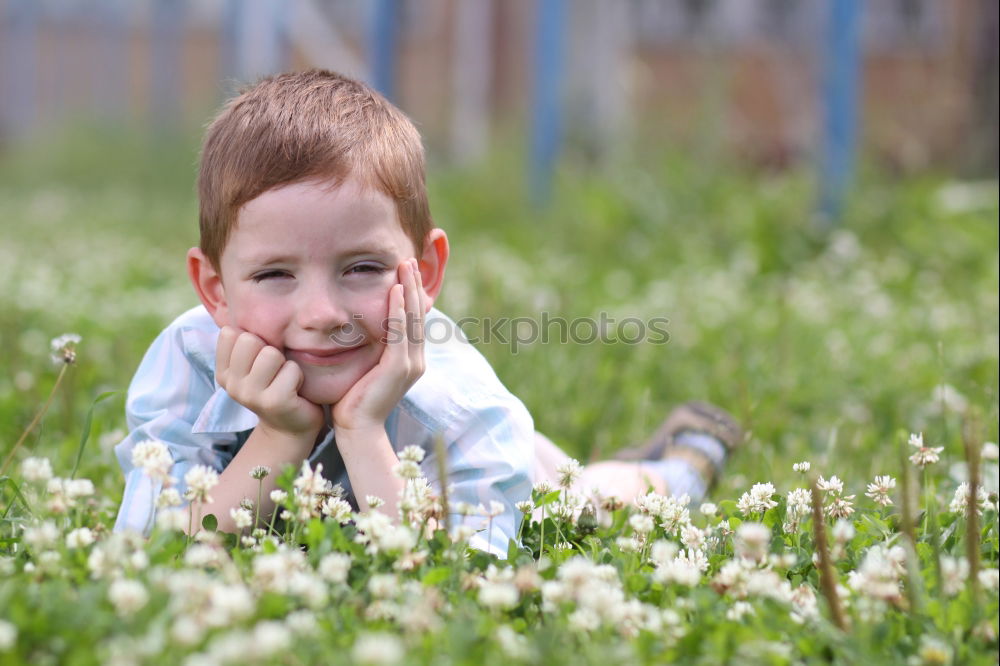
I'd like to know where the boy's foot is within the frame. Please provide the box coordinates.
[615,401,743,489]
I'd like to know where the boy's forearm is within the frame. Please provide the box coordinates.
[191,425,316,534]
[336,426,404,519]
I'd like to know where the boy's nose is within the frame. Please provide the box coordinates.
[296,285,352,334]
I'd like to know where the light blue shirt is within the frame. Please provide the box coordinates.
[114,305,535,556]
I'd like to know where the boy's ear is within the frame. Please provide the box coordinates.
[417,228,449,311]
[187,247,230,328]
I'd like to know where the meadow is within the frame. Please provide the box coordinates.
[0,128,997,664]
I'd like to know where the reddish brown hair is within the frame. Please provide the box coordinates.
[198,69,431,268]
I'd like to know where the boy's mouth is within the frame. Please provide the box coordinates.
[287,345,367,366]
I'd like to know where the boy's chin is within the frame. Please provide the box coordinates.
[298,381,351,406]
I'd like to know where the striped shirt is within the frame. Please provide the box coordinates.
[114,305,535,556]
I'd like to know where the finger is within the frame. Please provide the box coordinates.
[404,259,424,346]
[215,326,240,386]
[263,360,306,403]
[245,345,287,393]
[228,332,266,383]
[382,282,407,366]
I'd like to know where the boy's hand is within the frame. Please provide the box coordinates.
[216,327,325,437]
[332,258,426,434]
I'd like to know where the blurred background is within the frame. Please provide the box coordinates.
[1,0,997,185]
[0,0,997,492]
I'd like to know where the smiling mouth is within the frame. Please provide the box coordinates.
[287,345,366,366]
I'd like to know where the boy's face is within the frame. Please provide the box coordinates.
[210,178,421,405]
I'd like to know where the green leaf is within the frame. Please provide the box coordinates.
[201,513,218,532]
[70,390,120,479]
[535,490,562,508]
[421,566,453,586]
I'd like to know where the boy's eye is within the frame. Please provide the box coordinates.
[347,263,385,275]
[252,270,291,282]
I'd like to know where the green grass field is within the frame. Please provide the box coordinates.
[0,128,997,664]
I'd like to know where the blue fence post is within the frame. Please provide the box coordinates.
[530,0,566,206]
[150,0,186,127]
[2,0,39,135]
[818,0,863,225]
[368,0,400,101]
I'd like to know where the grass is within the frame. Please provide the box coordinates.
[0,126,996,664]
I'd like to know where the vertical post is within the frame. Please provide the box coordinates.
[818,0,863,225]
[220,0,242,91]
[95,0,129,122]
[368,0,400,101]
[530,0,566,206]
[2,0,39,135]
[451,0,494,165]
[150,0,186,127]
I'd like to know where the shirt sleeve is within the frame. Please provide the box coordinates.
[426,402,535,558]
[113,321,242,535]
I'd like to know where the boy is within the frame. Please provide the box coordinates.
[114,70,739,555]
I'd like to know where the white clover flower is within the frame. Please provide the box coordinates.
[478,580,519,610]
[131,440,173,482]
[20,456,53,483]
[352,632,403,665]
[792,461,811,473]
[285,610,319,637]
[848,545,903,602]
[680,523,706,550]
[399,445,425,463]
[183,465,219,503]
[915,636,952,665]
[649,539,679,566]
[629,513,655,536]
[533,480,555,495]
[515,500,533,513]
[941,556,969,597]
[50,333,81,365]
[366,495,385,509]
[108,579,149,616]
[831,519,855,544]
[156,509,187,532]
[908,432,944,468]
[495,625,531,660]
[22,521,59,549]
[251,621,291,656]
[230,507,253,530]
[321,496,353,523]
[485,500,506,518]
[393,459,421,480]
[269,489,288,505]
[555,459,582,489]
[817,475,845,495]
[699,502,717,516]
[786,488,812,519]
[865,475,896,506]
[982,442,999,461]
[318,552,352,584]
[616,536,641,553]
[0,619,17,651]
[66,527,95,549]
[737,482,778,516]
[156,488,183,508]
[735,522,770,562]
[250,465,271,480]
[948,482,992,515]
[653,557,701,587]
[825,494,856,520]
[726,601,754,621]
[65,478,94,499]
[978,568,999,592]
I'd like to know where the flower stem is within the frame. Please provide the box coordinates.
[1,364,69,476]
[810,479,847,631]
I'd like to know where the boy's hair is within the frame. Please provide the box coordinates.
[198,69,431,268]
